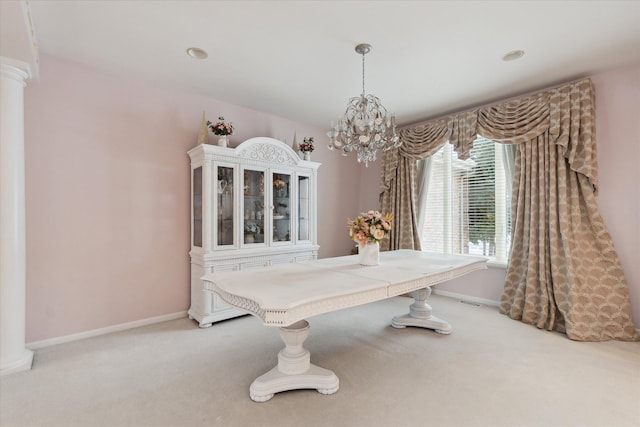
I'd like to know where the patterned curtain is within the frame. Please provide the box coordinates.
[379,79,638,341]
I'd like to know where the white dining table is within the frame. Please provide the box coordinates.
[203,250,487,402]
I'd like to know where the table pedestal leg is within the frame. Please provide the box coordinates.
[391,287,452,334]
[249,320,339,402]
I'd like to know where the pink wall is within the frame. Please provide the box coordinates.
[23,54,639,343]
[24,54,361,342]
[591,64,640,327]
[358,156,383,212]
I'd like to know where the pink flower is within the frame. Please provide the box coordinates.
[347,210,393,244]
[207,116,234,136]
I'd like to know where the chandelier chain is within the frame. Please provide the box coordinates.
[361,50,366,97]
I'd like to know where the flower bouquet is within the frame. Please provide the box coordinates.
[348,210,393,266]
[207,116,234,135]
[300,137,314,160]
[348,210,393,246]
[299,137,314,152]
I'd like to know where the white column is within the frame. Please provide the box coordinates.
[0,58,33,375]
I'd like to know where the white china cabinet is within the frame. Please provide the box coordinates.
[188,137,320,327]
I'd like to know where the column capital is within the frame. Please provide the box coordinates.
[0,57,31,86]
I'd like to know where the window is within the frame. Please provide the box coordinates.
[419,136,512,263]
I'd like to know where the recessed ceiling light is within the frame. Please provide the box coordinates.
[186,47,208,59]
[502,50,525,61]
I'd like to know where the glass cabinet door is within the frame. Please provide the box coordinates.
[243,169,265,244]
[298,175,310,241]
[216,165,234,246]
[192,166,203,247]
[272,173,291,243]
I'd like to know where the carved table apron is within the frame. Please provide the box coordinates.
[203,250,487,402]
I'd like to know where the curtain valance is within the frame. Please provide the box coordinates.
[382,79,598,192]
[476,91,549,144]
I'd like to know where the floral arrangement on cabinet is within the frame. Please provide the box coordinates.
[300,137,314,152]
[300,137,314,160]
[208,116,234,147]
[348,210,393,247]
[207,116,234,135]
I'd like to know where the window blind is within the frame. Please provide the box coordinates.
[421,136,511,262]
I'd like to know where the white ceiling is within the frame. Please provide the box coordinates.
[25,0,640,128]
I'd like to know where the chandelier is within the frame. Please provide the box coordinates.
[327,43,401,166]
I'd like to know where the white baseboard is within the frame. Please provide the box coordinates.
[1,349,34,376]
[27,311,188,350]
[24,304,640,348]
[432,289,501,308]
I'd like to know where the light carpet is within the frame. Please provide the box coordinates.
[1,295,639,427]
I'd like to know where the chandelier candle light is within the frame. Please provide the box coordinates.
[327,44,401,166]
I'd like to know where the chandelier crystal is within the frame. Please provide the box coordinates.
[327,43,401,167]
